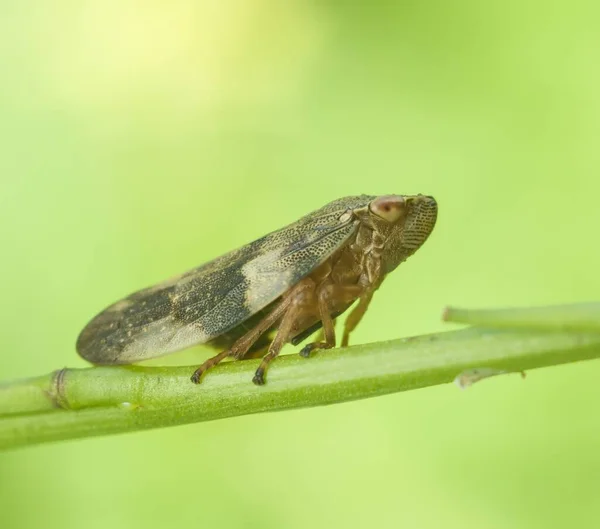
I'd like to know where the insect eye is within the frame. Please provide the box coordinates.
[369,195,406,223]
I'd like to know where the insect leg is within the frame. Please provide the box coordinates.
[341,291,374,347]
[189,349,231,383]
[228,301,292,360]
[299,284,363,357]
[310,320,336,346]
[298,288,336,358]
[190,298,292,384]
[252,301,302,386]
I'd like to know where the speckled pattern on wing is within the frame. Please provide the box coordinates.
[76,195,375,364]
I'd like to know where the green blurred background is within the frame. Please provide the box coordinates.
[1,1,599,528]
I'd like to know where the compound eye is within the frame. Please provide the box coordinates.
[369,195,406,223]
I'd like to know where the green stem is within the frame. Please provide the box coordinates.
[443,301,600,332]
[2,325,600,451]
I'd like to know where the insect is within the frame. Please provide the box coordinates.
[77,194,438,385]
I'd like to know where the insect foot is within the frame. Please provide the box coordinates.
[299,344,313,358]
[252,367,266,386]
[190,370,203,384]
[190,349,231,384]
[299,342,333,358]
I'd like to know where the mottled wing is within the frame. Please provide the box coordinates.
[76,195,375,364]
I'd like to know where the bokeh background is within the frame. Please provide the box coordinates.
[1,1,599,528]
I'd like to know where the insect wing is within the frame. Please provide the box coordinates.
[76,196,373,364]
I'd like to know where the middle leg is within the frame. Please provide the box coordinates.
[299,283,363,357]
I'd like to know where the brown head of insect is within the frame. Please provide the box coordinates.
[363,194,438,274]
[76,194,437,386]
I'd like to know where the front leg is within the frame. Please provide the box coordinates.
[341,291,374,347]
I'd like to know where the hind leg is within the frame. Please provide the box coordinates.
[190,297,291,384]
[190,280,315,384]
[251,299,303,385]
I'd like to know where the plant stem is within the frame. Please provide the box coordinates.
[2,325,600,451]
[444,301,600,331]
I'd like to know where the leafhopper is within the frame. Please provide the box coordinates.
[77,195,438,384]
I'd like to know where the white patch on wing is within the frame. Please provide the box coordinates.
[119,316,209,362]
[242,248,293,313]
